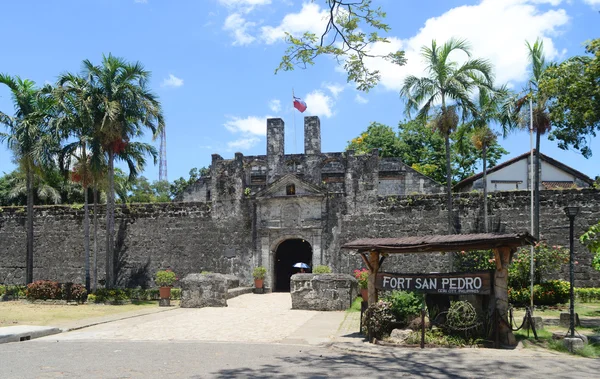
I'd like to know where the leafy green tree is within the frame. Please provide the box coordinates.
[346,119,506,185]
[276,0,406,91]
[52,73,101,292]
[83,54,164,288]
[506,39,552,239]
[540,38,600,159]
[0,74,58,284]
[346,122,401,157]
[468,86,511,231]
[581,221,600,272]
[400,38,494,233]
[171,167,209,199]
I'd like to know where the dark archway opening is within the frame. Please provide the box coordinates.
[274,239,312,292]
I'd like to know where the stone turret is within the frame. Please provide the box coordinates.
[303,116,322,185]
[266,118,285,184]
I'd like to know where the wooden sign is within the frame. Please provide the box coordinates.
[376,271,492,295]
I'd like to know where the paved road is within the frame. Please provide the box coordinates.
[1,339,599,378]
[1,293,598,378]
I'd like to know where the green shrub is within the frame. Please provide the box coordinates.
[362,301,395,340]
[509,280,570,305]
[94,288,129,303]
[453,250,495,272]
[313,265,332,274]
[253,266,267,279]
[155,269,177,287]
[62,283,87,303]
[509,242,569,289]
[86,294,97,303]
[383,290,423,325]
[26,280,62,300]
[575,287,600,302]
[2,285,26,299]
[171,288,181,300]
[535,280,570,305]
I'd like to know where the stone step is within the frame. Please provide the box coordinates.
[226,287,254,299]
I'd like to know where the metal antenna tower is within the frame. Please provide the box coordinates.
[158,128,168,182]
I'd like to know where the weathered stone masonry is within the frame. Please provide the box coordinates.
[1,115,599,288]
[0,190,599,287]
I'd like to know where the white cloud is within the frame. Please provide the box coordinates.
[223,13,256,45]
[361,0,570,92]
[161,74,184,88]
[324,82,345,98]
[268,99,281,113]
[218,0,270,13]
[305,90,334,118]
[227,137,261,151]
[583,0,600,6]
[224,115,272,136]
[260,2,328,44]
[354,94,369,104]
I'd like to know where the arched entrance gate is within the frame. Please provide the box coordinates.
[274,239,312,292]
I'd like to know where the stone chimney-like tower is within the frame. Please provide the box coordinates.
[266,118,285,184]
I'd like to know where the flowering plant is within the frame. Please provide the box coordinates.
[155,269,177,287]
[353,268,369,289]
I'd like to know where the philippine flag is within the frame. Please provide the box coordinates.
[293,96,307,113]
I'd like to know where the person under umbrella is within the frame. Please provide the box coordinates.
[293,262,310,273]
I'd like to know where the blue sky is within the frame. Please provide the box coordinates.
[1,0,599,182]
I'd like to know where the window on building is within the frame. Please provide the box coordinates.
[286,184,296,196]
[206,190,211,201]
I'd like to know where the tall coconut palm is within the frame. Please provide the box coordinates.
[52,73,100,292]
[507,39,551,239]
[470,86,511,232]
[0,74,57,284]
[82,54,164,288]
[400,38,494,234]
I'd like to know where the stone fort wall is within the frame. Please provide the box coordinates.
[1,189,599,287]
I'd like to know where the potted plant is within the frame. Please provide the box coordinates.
[253,266,267,289]
[354,268,369,301]
[155,269,177,299]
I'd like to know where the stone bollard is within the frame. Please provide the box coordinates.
[559,313,580,328]
[563,337,585,352]
[290,273,357,311]
[180,273,230,308]
[524,316,544,330]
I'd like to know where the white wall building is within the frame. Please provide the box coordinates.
[454,151,593,192]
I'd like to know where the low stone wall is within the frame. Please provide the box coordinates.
[290,273,357,311]
[180,273,230,308]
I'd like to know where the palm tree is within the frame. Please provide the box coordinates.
[470,86,511,232]
[0,74,57,284]
[507,39,551,239]
[83,54,164,288]
[52,73,99,292]
[400,38,494,234]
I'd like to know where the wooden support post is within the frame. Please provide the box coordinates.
[367,251,380,306]
[493,246,517,347]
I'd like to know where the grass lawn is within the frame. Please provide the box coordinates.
[0,300,160,327]
[347,297,362,313]
[512,302,600,319]
[515,327,600,358]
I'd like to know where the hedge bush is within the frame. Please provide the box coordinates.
[509,280,570,306]
[90,287,182,303]
[575,288,600,302]
[25,281,87,302]
[383,290,423,326]
[361,301,395,340]
[313,265,332,274]
[0,285,26,299]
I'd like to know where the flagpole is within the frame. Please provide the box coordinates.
[292,89,297,154]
